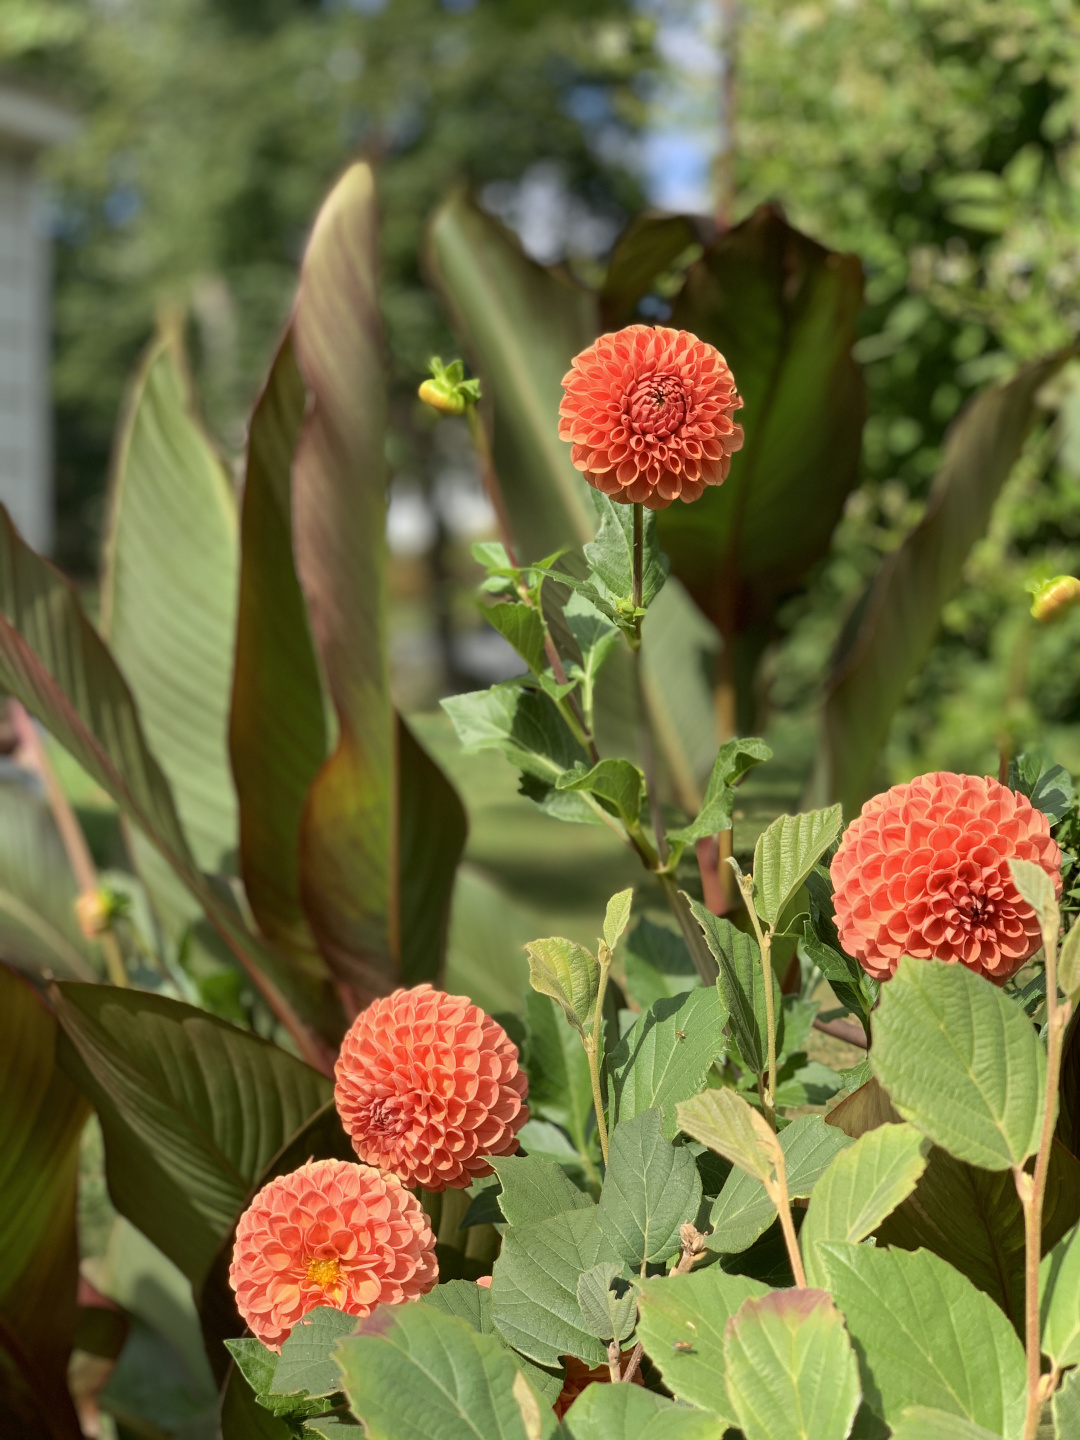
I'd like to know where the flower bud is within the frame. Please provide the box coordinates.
[417,356,482,416]
[75,886,129,940]
[1029,574,1080,623]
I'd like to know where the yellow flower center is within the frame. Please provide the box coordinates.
[305,1256,342,1288]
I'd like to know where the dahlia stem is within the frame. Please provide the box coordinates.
[632,502,643,611]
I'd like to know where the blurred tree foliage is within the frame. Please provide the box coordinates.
[3,0,653,567]
[735,0,1080,785]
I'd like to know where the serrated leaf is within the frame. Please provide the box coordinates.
[604,889,634,952]
[1040,1220,1080,1371]
[667,738,772,846]
[576,1262,636,1343]
[800,1123,929,1288]
[798,922,876,1033]
[821,1242,1027,1438]
[676,1087,780,1184]
[1061,920,1080,1004]
[226,1337,280,1399]
[421,1280,495,1334]
[1053,1367,1080,1438]
[708,1115,853,1255]
[723,1289,861,1440]
[609,986,728,1138]
[490,1155,593,1227]
[1009,754,1077,826]
[870,957,1046,1171]
[556,759,646,830]
[635,1268,769,1425]
[688,901,779,1075]
[336,1303,558,1440]
[1009,858,1058,931]
[484,602,548,675]
[878,1410,1002,1440]
[490,1206,618,1367]
[584,491,669,610]
[271,1308,356,1399]
[524,937,600,1035]
[752,806,843,927]
[597,1110,702,1267]
[441,687,589,785]
[560,1381,717,1439]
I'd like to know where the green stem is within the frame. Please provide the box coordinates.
[657,872,718,984]
[584,948,613,1167]
[740,875,778,1130]
[632,502,643,611]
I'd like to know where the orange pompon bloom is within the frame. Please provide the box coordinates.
[228,1158,437,1351]
[334,984,529,1191]
[831,771,1061,983]
[558,324,743,510]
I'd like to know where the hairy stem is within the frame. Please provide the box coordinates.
[739,873,777,1129]
[607,1340,622,1384]
[657,873,718,984]
[584,948,613,1167]
[769,1151,807,1288]
[632,502,643,611]
[621,1342,644,1383]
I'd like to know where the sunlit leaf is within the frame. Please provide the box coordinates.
[609,986,728,1138]
[752,805,843,928]
[597,1110,702,1267]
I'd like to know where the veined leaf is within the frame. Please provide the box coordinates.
[635,1268,769,1426]
[798,923,875,1038]
[583,491,668,612]
[523,991,596,1161]
[524,936,600,1035]
[723,1289,861,1440]
[576,1262,636,1344]
[1009,857,1057,932]
[489,1155,593,1227]
[676,1087,780,1184]
[0,781,96,980]
[597,1110,702,1267]
[1053,1367,1080,1439]
[484,601,547,675]
[821,1242,1027,1439]
[420,1281,564,1407]
[800,1123,930,1288]
[1009,753,1076,826]
[1040,1220,1080,1371]
[560,1382,717,1439]
[752,805,843,928]
[887,1412,1002,1440]
[603,888,634,952]
[442,686,589,785]
[668,737,772,846]
[870,957,1046,1171]
[556,759,646,830]
[609,986,728,1138]
[271,1306,356,1399]
[337,1303,558,1440]
[689,900,779,1075]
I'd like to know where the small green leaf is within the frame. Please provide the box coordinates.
[490,1155,593,1226]
[609,987,729,1138]
[668,738,772,846]
[870,957,1046,1171]
[1053,1367,1080,1439]
[1009,857,1058,931]
[335,1303,558,1440]
[584,491,669,610]
[723,1289,862,1440]
[879,1409,1002,1440]
[490,1206,618,1367]
[1040,1220,1080,1371]
[225,1337,281,1399]
[524,937,600,1036]
[421,1279,495,1334]
[821,1242,1027,1438]
[556,759,646,830]
[576,1262,636,1343]
[709,1116,853,1255]
[798,922,876,1030]
[604,889,634,953]
[597,1110,703,1267]
[800,1123,930,1288]
[560,1382,717,1439]
[272,1308,356,1398]
[752,805,843,928]
[1009,754,1077,825]
[483,602,548,675]
[441,687,588,785]
[688,900,780,1075]
[635,1268,769,1425]
[676,1088,780,1184]
[1060,919,1080,1004]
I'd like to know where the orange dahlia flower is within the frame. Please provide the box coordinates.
[334,984,528,1191]
[228,1158,437,1350]
[831,771,1061,983]
[558,324,743,510]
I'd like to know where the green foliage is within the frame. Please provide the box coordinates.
[524,938,601,1038]
[608,986,728,1138]
[751,805,843,929]
[560,1383,716,1439]
[596,1111,702,1268]
[1039,1221,1080,1372]
[689,901,780,1076]
[575,1263,636,1345]
[489,1156,593,1228]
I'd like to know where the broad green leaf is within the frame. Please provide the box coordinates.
[1009,858,1058,931]
[752,805,843,928]
[709,1115,853,1255]
[524,937,600,1035]
[523,991,596,1160]
[0,965,88,1439]
[0,780,96,979]
[800,1123,930,1288]
[100,332,239,891]
[490,1155,593,1226]
[582,491,668,612]
[663,207,866,736]
[484,601,548,675]
[598,212,701,331]
[272,1307,356,1399]
[442,686,589,787]
[597,1110,702,1267]
[1008,754,1077,826]
[635,1267,769,1425]
[556,758,646,830]
[668,737,772,846]
[870,957,1046,1171]
[427,189,594,558]
[689,901,778,1075]
[798,923,875,1037]
[880,1409,1002,1440]
[221,1350,295,1438]
[490,1205,618,1367]
[1060,920,1080,1004]
[609,986,729,1138]
[604,888,634,952]
[622,918,698,1011]
[1053,1367,1080,1439]
[336,1304,558,1440]
[419,1283,564,1407]
[676,1087,781,1185]
[723,1289,862,1440]
[561,1381,717,1439]
[1040,1220,1080,1370]
[821,1242,1027,1438]
[811,352,1071,815]
[54,982,330,1288]
[576,1262,636,1343]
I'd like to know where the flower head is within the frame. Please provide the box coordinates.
[831,771,1061,983]
[558,324,743,510]
[1030,574,1080,623]
[228,1158,437,1350]
[334,984,528,1191]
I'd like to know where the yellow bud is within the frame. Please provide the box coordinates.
[1030,575,1080,623]
[75,890,112,940]
[418,379,465,416]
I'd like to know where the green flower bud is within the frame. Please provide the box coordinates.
[417,356,482,416]
[1029,574,1080,623]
